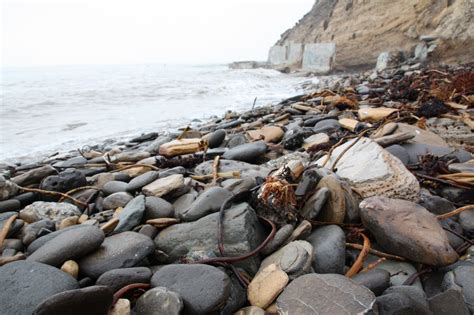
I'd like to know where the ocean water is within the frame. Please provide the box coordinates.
[0,64,306,162]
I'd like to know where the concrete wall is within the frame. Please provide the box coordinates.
[302,43,336,73]
[268,42,336,73]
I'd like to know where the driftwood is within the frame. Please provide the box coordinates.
[159,138,207,158]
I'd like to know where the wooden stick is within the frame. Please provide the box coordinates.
[16,186,87,207]
[346,242,406,261]
[0,214,18,249]
[191,171,240,181]
[437,205,474,220]
[212,156,220,185]
[346,233,371,277]
[112,163,159,172]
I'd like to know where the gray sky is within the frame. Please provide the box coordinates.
[2,0,314,67]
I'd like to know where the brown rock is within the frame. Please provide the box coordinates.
[61,260,79,278]
[142,174,184,197]
[358,107,398,122]
[247,264,289,309]
[360,196,458,266]
[246,126,284,143]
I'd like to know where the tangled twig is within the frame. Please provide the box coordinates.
[346,232,371,277]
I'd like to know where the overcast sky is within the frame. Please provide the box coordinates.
[2,0,314,67]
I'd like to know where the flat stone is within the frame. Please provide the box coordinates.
[172,193,196,218]
[259,241,313,280]
[27,225,104,267]
[0,261,79,315]
[96,267,152,292]
[179,187,232,221]
[247,263,289,309]
[111,151,151,163]
[155,203,265,274]
[222,141,267,163]
[352,269,390,296]
[126,171,159,192]
[401,143,471,164]
[102,192,133,210]
[32,285,113,315]
[135,287,183,315]
[276,273,376,314]
[448,162,474,173]
[26,225,84,254]
[360,197,458,266]
[306,225,345,274]
[19,201,82,228]
[142,174,184,197]
[369,259,422,289]
[11,165,57,186]
[114,195,146,232]
[442,265,474,313]
[53,156,88,168]
[150,264,230,315]
[78,231,155,278]
[246,126,284,143]
[385,144,410,164]
[428,288,470,315]
[316,137,420,200]
[195,159,270,179]
[144,196,174,220]
[0,199,21,213]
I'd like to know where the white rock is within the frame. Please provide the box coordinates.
[316,137,419,201]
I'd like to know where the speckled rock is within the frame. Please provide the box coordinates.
[135,287,184,315]
[19,201,82,228]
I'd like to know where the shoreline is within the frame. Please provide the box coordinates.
[0,62,473,314]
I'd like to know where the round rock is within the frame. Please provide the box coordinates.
[144,196,174,220]
[150,264,230,315]
[27,225,105,267]
[102,192,133,210]
[78,231,155,279]
[33,285,113,315]
[96,267,152,292]
[306,225,345,274]
[0,261,79,315]
[135,287,184,315]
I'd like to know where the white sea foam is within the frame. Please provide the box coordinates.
[0,63,305,162]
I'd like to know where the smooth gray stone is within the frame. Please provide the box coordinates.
[261,224,294,256]
[419,190,455,215]
[301,187,330,220]
[155,203,265,274]
[139,224,159,239]
[11,165,57,186]
[227,133,247,148]
[145,196,174,220]
[102,181,128,195]
[460,209,474,236]
[78,231,155,279]
[144,135,173,154]
[27,224,83,254]
[126,171,159,192]
[20,219,56,246]
[221,177,257,195]
[207,129,226,148]
[150,264,230,315]
[220,273,247,314]
[306,225,345,274]
[448,162,474,173]
[32,285,113,315]
[401,143,471,164]
[40,169,87,194]
[313,119,340,134]
[0,199,21,213]
[158,166,186,178]
[0,261,79,315]
[27,225,104,267]
[172,193,197,218]
[377,285,431,315]
[135,287,184,315]
[259,241,313,279]
[222,141,267,162]
[276,273,376,314]
[442,265,474,313]
[102,192,133,210]
[428,288,470,315]
[179,187,232,221]
[96,267,152,292]
[114,195,146,233]
[352,269,391,296]
[385,144,410,165]
[53,156,87,168]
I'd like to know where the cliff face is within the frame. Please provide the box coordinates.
[275,0,474,69]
